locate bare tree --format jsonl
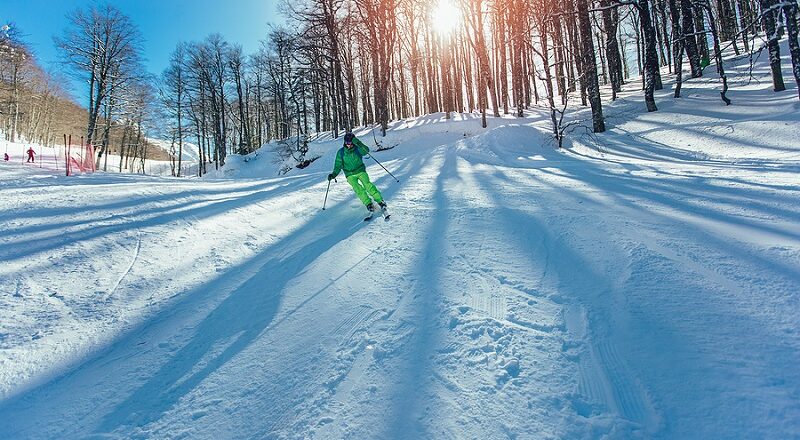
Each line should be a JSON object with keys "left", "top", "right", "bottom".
{"left": 462, "top": 0, "right": 501, "bottom": 128}
{"left": 353, "top": 0, "right": 399, "bottom": 135}
{"left": 55, "top": 3, "right": 143, "bottom": 153}
{"left": 229, "top": 44, "right": 252, "bottom": 153}
{"left": 601, "top": 0, "right": 625, "bottom": 99}
{"left": 162, "top": 43, "right": 188, "bottom": 176}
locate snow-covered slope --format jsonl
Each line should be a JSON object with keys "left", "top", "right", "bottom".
{"left": 147, "top": 137, "right": 202, "bottom": 163}
{"left": 0, "top": 45, "right": 799, "bottom": 439}
{"left": 1, "top": 138, "right": 199, "bottom": 177}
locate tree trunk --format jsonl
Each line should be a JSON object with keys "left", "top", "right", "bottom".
{"left": 703, "top": 2, "right": 732, "bottom": 104}
{"left": 118, "top": 125, "right": 129, "bottom": 172}
{"left": 577, "top": 0, "right": 606, "bottom": 132}
{"left": 682, "top": 0, "right": 703, "bottom": 77}
{"left": 668, "top": 0, "right": 684, "bottom": 74}
{"left": 11, "top": 63, "right": 19, "bottom": 143}
{"left": 736, "top": 0, "right": 751, "bottom": 52}
{"left": 653, "top": 0, "right": 669, "bottom": 67}
{"left": 602, "top": 0, "right": 625, "bottom": 98}
{"left": 496, "top": 7, "right": 510, "bottom": 114}
{"left": 234, "top": 66, "right": 249, "bottom": 154}
{"left": 760, "top": 0, "right": 786, "bottom": 91}
{"left": 674, "top": 45, "right": 686, "bottom": 97}
{"left": 539, "top": 29, "right": 560, "bottom": 144}
{"left": 784, "top": 0, "right": 800, "bottom": 99}
{"left": 640, "top": 0, "right": 660, "bottom": 111}
{"left": 553, "top": 17, "right": 567, "bottom": 104}
{"left": 658, "top": 0, "right": 673, "bottom": 70}
{"left": 568, "top": 12, "right": 587, "bottom": 105}
{"left": 620, "top": 25, "right": 631, "bottom": 78}
{"left": 694, "top": 8, "right": 710, "bottom": 62}
{"left": 177, "top": 91, "right": 183, "bottom": 177}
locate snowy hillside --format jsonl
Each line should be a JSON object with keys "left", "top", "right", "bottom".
{"left": 1, "top": 48, "right": 799, "bottom": 439}
{"left": 147, "top": 137, "right": 202, "bottom": 163}
{"left": 1, "top": 138, "right": 198, "bottom": 177}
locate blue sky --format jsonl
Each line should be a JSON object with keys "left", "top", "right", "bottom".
{"left": 3, "top": 0, "right": 281, "bottom": 100}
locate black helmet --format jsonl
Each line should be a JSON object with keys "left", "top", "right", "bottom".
{"left": 344, "top": 133, "right": 355, "bottom": 143}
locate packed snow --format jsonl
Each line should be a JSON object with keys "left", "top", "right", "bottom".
{"left": 1, "top": 45, "right": 799, "bottom": 439}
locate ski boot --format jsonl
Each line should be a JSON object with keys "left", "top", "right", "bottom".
{"left": 378, "top": 201, "right": 390, "bottom": 220}
{"left": 364, "top": 203, "right": 376, "bottom": 221}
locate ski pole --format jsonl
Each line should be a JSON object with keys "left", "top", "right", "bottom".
{"left": 322, "top": 178, "right": 332, "bottom": 210}
{"left": 368, "top": 155, "right": 399, "bottom": 183}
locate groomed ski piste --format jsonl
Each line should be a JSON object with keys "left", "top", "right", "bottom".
{"left": 1, "top": 44, "right": 799, "bottom": 440}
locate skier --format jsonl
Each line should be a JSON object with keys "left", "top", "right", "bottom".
{"left": 3, "top": 153, "right": 8, "bottom": 161}
{"left": 327, "top": 132, "right": 388, "bottom": 219}
{"left": 26, "top": 147, "right": 35, "bottom": 163}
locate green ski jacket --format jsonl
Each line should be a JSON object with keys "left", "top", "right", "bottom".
{"left": 331, "top": 137, "right": 370, "bottom": 178}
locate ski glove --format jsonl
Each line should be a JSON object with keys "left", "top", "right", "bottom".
{"left": 327, "top": 173, "right": 336, "bottom": 181}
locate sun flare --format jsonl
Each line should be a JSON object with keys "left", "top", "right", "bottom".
{"left": 431, "top": 0, "right": 462, "bottom": 36}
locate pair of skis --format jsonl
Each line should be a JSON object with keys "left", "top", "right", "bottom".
{"left": 364, "top": 207, "right": 390, "bottom": 222}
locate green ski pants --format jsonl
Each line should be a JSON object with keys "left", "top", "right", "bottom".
{"left": 346, "top": 171, "right": 384, "bottom": 206}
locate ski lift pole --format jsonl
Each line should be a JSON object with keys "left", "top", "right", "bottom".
{"left": 367, "top": 154, "right": 399, "bottom": 183}
{"left": 322, "top": 178, "right": 332, "bottom": 210}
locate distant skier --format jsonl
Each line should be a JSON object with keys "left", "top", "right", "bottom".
{"left": 26, "top": 147, "right": 35, "bottom": 163}
{"left": 327, "top": 132, "right": 388, "bottom": 218}
{"left": 3, "top": 153, "right": 8, "bottom": 161}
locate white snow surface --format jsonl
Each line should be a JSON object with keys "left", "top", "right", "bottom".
{"left": 1, "top": 48, "right": 799, "bottom": 439}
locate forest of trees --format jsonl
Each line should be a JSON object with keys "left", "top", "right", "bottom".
{"left": 0, "top": 25, "right": 87, "bottom": 149}
{"left": 1, "top": 18, "right": 166, "bottom": 174}
{"left": 3, "top": 0, "right": 800, "bottom": 175}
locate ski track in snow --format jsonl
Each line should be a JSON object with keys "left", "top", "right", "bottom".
{"left": 1, "top": 45, "right": 800, "bottom": 439}
{"left": 104, "top": 227, "right": 142, "bottom": 302}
